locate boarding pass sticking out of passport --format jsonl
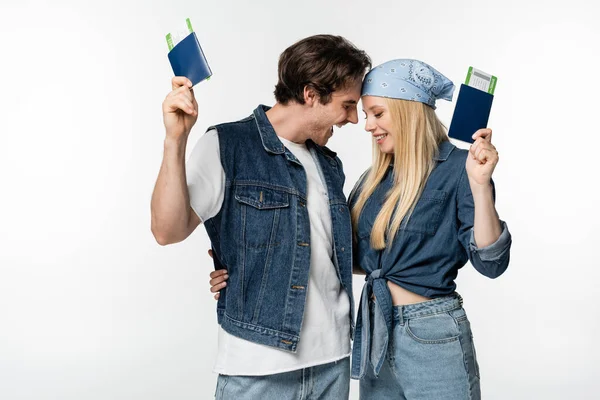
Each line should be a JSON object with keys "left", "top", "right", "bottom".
{"left": 465, "top": 67, "right": 497, "bottom": 95}
{"left": 447, "top": 66, "right": 497, "bottom": 143}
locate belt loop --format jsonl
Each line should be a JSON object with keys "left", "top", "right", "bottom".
{"left": 398, "top": 305, "right": 404, "bottom": 326}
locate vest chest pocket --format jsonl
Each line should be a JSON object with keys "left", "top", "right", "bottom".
{"left": 235, "top": 185, "right": 290, "bottom": 248}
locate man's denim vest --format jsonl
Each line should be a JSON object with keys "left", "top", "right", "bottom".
{"left": 203, "top": 105, "right": 354, "bottom": 353}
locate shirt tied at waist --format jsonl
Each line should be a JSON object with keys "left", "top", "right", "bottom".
{"left": 351, "top": 268, "right": 394, "bottom": 379}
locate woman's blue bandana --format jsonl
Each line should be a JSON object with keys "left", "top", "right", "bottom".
{"left": 362, "top": 59, "right": 455, "bottom": 109}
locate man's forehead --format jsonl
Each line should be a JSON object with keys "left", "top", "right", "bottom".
{"left": 332, "top": 79, "right": 362, "bottom": 98}
{"left": 333, "top": 88, "right": 361, "bottom": 103}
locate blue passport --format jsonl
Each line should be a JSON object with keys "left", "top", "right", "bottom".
{"left": 168, "top": 32, "right": 212, "bottom": 86}
{"left": 448, "top": 84, "right": 494, "bottom": 143}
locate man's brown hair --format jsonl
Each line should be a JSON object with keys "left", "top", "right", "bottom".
{"left": 274, "top": 35, "right": 371, "bottom": 105}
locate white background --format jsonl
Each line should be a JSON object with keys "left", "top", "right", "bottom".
{"left": 1, "top": 0, "right": 598, "bottom": 399}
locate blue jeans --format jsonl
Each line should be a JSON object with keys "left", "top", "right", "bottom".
{"left": 215, "top": 357, "right": 350, "bottom": 400}
{"left": 359, "top": 295, "right": 480, "bottom": 400}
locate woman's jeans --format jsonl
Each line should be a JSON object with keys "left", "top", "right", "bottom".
{"left": 360, "top": 294, "right": 481, "bottom": 400}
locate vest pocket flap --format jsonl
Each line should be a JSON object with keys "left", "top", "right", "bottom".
{"left": 235, "top": 185, "right": 289, "bottom": 209}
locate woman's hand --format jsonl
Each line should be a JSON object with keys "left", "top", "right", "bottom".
{"left": 466, "top": 128, "right": 499, "bottom": 188}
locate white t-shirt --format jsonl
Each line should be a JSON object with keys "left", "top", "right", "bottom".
{"left": 186, "top": 129, "right": 351, "bottom": 376}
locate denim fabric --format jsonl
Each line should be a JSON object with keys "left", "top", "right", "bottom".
{"left": 203, "top": 105, "right": 354, "bottom": 353}
{"left": 215, "top": 357, "right": 350, "bottom": 400}
{"left": 350, "top": 140, "right": 511, "bottom": 378}
{"left": 359, "top": 295, "right": 480, "bottom": 400}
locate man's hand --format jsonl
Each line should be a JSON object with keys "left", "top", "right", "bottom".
{"left": 208, "top": 249, "right": 228, "bottom": 300}
{"left": 162, "top": 77, "right": 198, "bottom": 140}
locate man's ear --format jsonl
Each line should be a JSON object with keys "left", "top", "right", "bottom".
{"left": 303, "top": 85, "right": 319, "bottom": 106}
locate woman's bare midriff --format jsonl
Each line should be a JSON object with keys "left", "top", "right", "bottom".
{"left": 387, "top": 280, "right": 431, "bottom": 305}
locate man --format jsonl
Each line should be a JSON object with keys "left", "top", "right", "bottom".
{"left": 151, "top": 34, "right": 371, "bottom": 399}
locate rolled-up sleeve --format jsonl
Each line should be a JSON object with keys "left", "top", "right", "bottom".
{"left": 469, "top": 221, "right": 511, "bottom": 262}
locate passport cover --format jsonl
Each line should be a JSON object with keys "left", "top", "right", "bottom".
{"left": 448, "top": 84, "right": 494, "bottom": 143}
{"left": 168, "top": 32, "right": 212, "bottom": 86}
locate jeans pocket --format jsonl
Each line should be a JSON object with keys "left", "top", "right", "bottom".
{"left": 454, "top": 312, "right": 481, "bottom": 380}
{"left": 215, "top": 375, "right": 229, "bottom": 399}
{"left": 470, "top": 333, "right": 481, "bottom": 379}
{"left": 405, "top": 312, "right": 460, "bottom": 344}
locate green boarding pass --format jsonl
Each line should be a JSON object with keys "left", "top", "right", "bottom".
{"left": 166, "top": 18, "right": 195, "bottom": 51}
{"left": 166, "top": 33, "right": 175, "bottom": 51}
{"left": 465, "top": 66, "right": 497, "bottom": 95}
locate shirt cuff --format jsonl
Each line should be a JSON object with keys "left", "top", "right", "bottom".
{"left": 469, "top": 221, "right": 511, "bottom": 262}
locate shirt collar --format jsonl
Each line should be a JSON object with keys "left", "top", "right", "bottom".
{"left": 434, "top": 140, "right": 455, "bottom": 161}
{"left": 253, "top": 104, "right": 337, "bottom": 158}
{"left": 253, "top": 105, "right": 285, "bottom": 154}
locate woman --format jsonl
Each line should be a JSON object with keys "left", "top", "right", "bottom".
{"left": 349, "top": 59, "right": 511, "bottom": 399}
{"left": 209, "top": 59, "right": 512, "bottom": 399}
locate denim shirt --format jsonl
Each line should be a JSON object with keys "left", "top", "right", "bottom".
{"left": 349, "top": 140, "right": 512, "bottom": 379}
{"left": 203, "top": 105, "right": 354, "bottom": 353}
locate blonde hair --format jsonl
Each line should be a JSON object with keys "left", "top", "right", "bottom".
{"left": 351, "top": 99, "right": 448, "bottom": 250}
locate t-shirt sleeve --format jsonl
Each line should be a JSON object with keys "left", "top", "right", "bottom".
{"left": 185, "top": 129, "right": 225, "bottom": 222}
